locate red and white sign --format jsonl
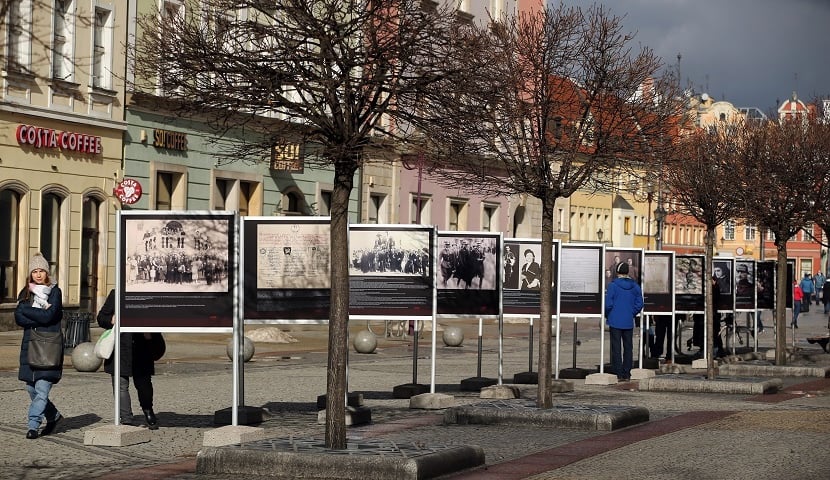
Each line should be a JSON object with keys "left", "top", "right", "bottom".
{"left": 114, "top": 179, "right": 143, "bottom": 205}
{"left": 16, "top": 124, "right": 102, "bottom": 154}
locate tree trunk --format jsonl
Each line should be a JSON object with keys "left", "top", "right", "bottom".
{"left": 536, "top": 195, "right": 555, "bottom": 408}
{"left": 705, "top": 229, "right": 715, "bottom": 380}
{"left": 325, "top": 161, "right": 356, "bottom": 449}
{"left": 775, "top": 241, "right": 789, "bottom": 366}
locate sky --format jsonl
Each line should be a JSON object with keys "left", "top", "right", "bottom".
{"left": 557, "top": 0, "right": 830, "bottom": 114}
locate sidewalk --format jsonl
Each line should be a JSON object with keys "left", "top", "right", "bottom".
{"left": 0, "top": 311, "right": 828, "bottom": 480}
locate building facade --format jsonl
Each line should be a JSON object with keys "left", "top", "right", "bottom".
{"left": 1, "top": 0, "right": 127, "bottom": 326}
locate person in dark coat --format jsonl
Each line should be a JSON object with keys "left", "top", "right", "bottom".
{"left": 97, "top": 289, "right": 163, "bottom": 429}
{"left": 15, "top": 253, "right": 64, "bottom": 439}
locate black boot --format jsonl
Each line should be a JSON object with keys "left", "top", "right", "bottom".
{"left": 143, "top": 409, "right": 158, "bottom": 430}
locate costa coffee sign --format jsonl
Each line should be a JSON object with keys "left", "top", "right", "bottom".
{"left": 16, "top": 124, "right": 102, "bottom": 154}
{"left": 113, "top": 179, "right": 143, "bottom": 205}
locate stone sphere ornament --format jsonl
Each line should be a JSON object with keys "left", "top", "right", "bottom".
{"left": 226, "top": 336, "right": 255, "bottom": 362}
{"left": 71, "top": 342, "right": 102, "bottom": 372}
{"left": 353, "top": 330, "right": 377, "bottom": 354}
{"left": 442, "top": 326, "right": 464, "bottom": 347}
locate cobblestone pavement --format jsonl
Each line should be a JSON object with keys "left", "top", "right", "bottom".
{"left": 0, "top": 312, "right": 828, "bottom": 480}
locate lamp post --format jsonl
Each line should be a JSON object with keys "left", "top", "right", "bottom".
{"left": 654, "top": 205, "right": 667, "bottom": 250}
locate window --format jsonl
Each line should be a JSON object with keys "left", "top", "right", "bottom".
{"left": 410, "top": 194, "right": 430, "bottom": 224}
{"left": 80, "top": 196, "right": 101, "bottom": 311}
{"left": 744, "top": 223, "right": 756, "bottom": 241}
{"left": 318, "top": 190, "right": 332, "bottom": 216}
{"left": 0, "top": 189, "right": 21, "bottom": 303}
{"left": 482, "top": 204, "right": 498, "bottom": 232}
{"left": 724, "top": 220, "right": 735, "bottom": 240}
{"left": 159, "top": 1, "right": 184, "bottom": 94}
{"left": 449, "top": 200, "right": 467, "bottom": 231}
{"left": 624, "top": 216, "right": 631, "bottom": 235}
{"left": 7, "top": 0, "right": 32, "bottom": 71}
{"left": 155, "top": 170, "right": 185, "bottom": 210}
{"left": 40, "top": 193, "right": 64, "bottom": 274}
{"left": 368, "top": 194, "right": 385, "bottom": 224}
{"left": 92, "top": 6, "right": 112, "bottom": 89}
{"left": 213, "top": 177, "right": 261, "bottom": 215}
{"left": 52, "top": 0, "right": 73, "bottom": 80}
{"left": 282, "top": 190, "right": 304, "bottom": 215}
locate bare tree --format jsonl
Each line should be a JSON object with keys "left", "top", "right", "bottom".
{"left": 735, "top": 116, "right": 830, "bottom": 364}
{"left": 662, "top": 125, "right": 742, "bottom": 379}
{"left": 130, "top": 0, "right": 472, "bottom": 449}
{"left": 413, "top": 4, "right": 679, "bottom": 406}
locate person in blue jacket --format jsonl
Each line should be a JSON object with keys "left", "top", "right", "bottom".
{"left": 605, "top": 261, "right": 643, "bottom": 381}
{"left": 15, "top": 253, "right": 64, "bottom": 439}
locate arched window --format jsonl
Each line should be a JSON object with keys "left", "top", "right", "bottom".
{"left": 81, "top": 196, "right": 102, "bottom": 311}
{"left": 0, "top": 189, "right": 21, "bottom": 302}
{"left": 40, "top": 192, "right": 64, "bottom": 274}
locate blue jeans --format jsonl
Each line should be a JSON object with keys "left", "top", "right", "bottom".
{"left": 609, "top": 327, "right": 633, "bottom": 380}
{"left": 793, "top": 301, "right": 801, "bottom": 325}
{"left": 25, "top": 379, "right": 60, "bottom": 431}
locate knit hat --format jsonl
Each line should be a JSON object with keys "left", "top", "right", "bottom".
{"left": 29, "top": 253, "right": 50, "bottom": 274}
{"left": 616, "top": 262, "right": 629, "bottom": 275}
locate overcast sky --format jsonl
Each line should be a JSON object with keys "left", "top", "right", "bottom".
{"left": 558, "top": 0, "right": 830, "bottom": 114}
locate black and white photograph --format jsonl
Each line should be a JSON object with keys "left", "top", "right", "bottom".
{"left": 349, "top": 229, "right": 430, "bottom": 277}
{"left": 604, "top": 249, "right": 642, "bottom": 287}
{"left": 503, "top": 242, "right": 520, "bottom": 289}
{"left": 713, "top": 259, "right": 733, "bottom": 295}
{"left": 436, "top": 235, "right": 498, "bottom": 290}
{"left": 675, "top": 256, "right": 704, "bottom": 295}
{"left": 124, "top": 217, "right": 230, "bottom": 293}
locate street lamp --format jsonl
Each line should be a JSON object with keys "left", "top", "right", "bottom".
{"left": 597, "top": 228, "right": 604, "bottom": 243}
{"left": 632, "top": 180, "right": 657, "bottom": 249}
{"left": 654, "top": 205, "right": 667, "bottom": 250}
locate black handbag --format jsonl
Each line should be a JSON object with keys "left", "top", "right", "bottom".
{"left": 27, "top": 329, "right": 64, "bottom": 369}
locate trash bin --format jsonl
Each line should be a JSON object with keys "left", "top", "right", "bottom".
{"left": 63, "top": 312, "right": 92, "bottom": 349}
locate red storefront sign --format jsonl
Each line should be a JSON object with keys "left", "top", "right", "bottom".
{"left": 113, "top": 179, "right": 143, "bottom": 205}
{"left": 16, "top": 124, "right": 102, "bottom": 154}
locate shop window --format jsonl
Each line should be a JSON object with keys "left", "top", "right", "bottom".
{"left": 80, "top": 196, "right": 101, "bottom": 311}
{"left": 318, "top": 190, "right": 332, "bottom": 216}
{"left": 40, "top": 192, "right": 64, "bottom": 274}
{"left": 281, "top": 190, "right": 305, "bottom": 216}
{"left": 155, "top": 170, "right": 185, "bottom": 210}
{"left": 0, "top": 189, "right": 21, "bottom": 303}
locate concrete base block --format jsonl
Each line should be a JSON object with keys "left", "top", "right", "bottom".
{"left": 196, "top": 440, "right": 485, "bottom": 480}
{"left": 317, "top": 406, "right": 371, "bottom": 426}
{"left": 584, "top": 372, "right": 618, "bottom": 385}
{"left": 445, "top": 399, "right": 649, "bottom": 431}
{"left": 459, "top": 376, "right": 498, "bottom": 392}
{"left": 719, "top": 364, "right": 830, "bottom": 378}
{"left": 479, "top": 385, "right": 520, "bottom": 399}
{"left": 631, "top": 368, "right": 656, "bottom": 380}
{"left": 213, "top": 405, "right": 265, "bottom": 426}
{"left": 639, "top": 375, "right": 782, "bottom": 394}
{"left": 203, "top": 425, "right": 267, "bottom": 447}
{"left": 84, "top": 424, "right": 151, "bottom": 446}
{"left": 409, "top": 392, "right": 455, "bottom": 409}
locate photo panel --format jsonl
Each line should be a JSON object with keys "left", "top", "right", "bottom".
{"left": 734, "top": 259, "right": 757, "bottom": 311}
{"left": 436, "top": 231, "right": 501, "bottom": 317}
{"left": 674, "top": 255, "right": 705, "bottom": 313}
{"left": 560, "top": 244, "right": 603, "bottom": 316}
{"left": 643, "top": 251, "right": 674, "bottom": 314}
{"left": 119, "top": 211, "right": 236, "bottom": 330}
{"left": 242, "top": 217, "right": 330, "bottom": 321}
{"left": 503, "top": 238, "right": 559, "bottom": 316}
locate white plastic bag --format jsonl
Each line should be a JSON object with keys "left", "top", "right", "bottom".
{"left": 94, "top": 328, "right": 115, "bottom": 359}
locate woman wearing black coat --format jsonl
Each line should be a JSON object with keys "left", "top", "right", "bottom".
{"left": 97, "top": 289, "right": 162, "bottom": 429}
{"left": 15, "top": 253, "right": 64, "bottom": 439}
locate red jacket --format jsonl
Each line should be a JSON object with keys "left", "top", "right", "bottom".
{"left": 794, "top": 285, "right": 804, "bottom": 302}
